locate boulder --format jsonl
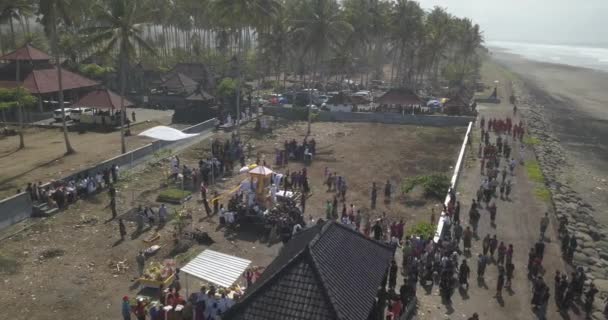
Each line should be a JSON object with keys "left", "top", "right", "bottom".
{"left": 593, "top": 279, "right": 608, "bottom": 293}
{"left": 576, "top": 231, "right": 594, "bottom": 243}
{"left": 573, "top": 252, "right": 591, "bottom": 265}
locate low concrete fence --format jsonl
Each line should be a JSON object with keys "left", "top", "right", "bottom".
{"left": 0, "top": 118, "right": 218, "bottom": 232}
{"left": 433, "top": 121, "right": 473, "bottom": 243}
{"left": 0, "top": 193, "right": 32, "bottom": 230}
{"left": 263, "top": 106, "right": 473, "bottom": 127}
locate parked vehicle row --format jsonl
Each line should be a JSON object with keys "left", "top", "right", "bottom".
{"left": 53, "top": 107, "right": 94, "bottom": 122}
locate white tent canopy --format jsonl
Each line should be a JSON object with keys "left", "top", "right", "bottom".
{"left": 248, "top": 166, "right": 273, "bottom": 175}
{"left": 138, "top": 125, "right": 199, "bottom": 141}
{"left": 181, "top": 249, "right": 251, "bottom": 288}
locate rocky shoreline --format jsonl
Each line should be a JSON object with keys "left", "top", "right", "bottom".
{"left": 512, "top": 79, "right": 608, "bottom": 316}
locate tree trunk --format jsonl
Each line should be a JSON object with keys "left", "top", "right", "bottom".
{"left": 119, "top": 41, "right": 127, "bottom": 154}
{"left": 9, "top": 16, "right": 16, "bottom": 50}
{"left": 16, "top": 60, "right": 25, "bottom": 149}
{"left": 52, "top": 20, "right": 75, "bottom": 155}
{"left": 235, "top": 28, "right": 242, "bottom": 137}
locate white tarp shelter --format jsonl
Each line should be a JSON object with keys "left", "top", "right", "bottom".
{"left": 248, "top": 166, "right": 273, "bottom": 176}
{"left": 181, "top": 249, "right": 251, "bottom": 288}
{"left": 138, "top": 126, "right": 199, "bottom": 141}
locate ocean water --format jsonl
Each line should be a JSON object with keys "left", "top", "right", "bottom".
{"left": 488, "top": 41, "right": 608, "bottom": 72}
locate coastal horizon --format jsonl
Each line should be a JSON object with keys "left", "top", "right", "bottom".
{"left": 487, "top": 40, "right": 608, "bottom": 73}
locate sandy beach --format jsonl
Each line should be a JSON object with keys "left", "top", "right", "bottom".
{"left": 491, "top": 50, "right": 608, "bottom": 224}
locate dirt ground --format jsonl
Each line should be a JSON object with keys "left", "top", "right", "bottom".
{"left": 0, "top": 120, "right": 465, "bottom": 320}
{"left": 0, "top": 110, "right": 172, "bottom": 199}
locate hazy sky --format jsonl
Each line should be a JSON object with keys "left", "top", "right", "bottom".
{"left": 417, "top": 0, "right": 608, "bottom": 46}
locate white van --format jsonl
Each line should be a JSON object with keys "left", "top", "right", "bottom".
{"left": 53, "top": 108, "right": 74, "bottom": 122}
{"left": 69, "top": 108, "right": 94, "bottom": 122}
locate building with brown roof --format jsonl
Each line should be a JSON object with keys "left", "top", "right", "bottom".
{"left": 376, "top": 88, "right": 422, "bottom": 106}
{"left": 0, "top": 45, "right": 99, "bottom": 113}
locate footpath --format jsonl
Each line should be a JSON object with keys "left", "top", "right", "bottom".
{"left": 416, "top": 72, "right": 584, "bottom": 319}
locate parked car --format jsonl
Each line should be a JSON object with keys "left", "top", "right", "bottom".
{"left": 317, "top": 95, "right": 329, "bottom": 105}
{"left": 53, "top": 108, "right": 74, "bottom": 122}
{"left": 69, "top": 108, "right": 94, "bottom": 122}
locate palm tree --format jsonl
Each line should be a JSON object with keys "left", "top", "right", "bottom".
{"left": 84, "top": 0, "right": 156, "bottom": 154}
{"left": 258, "top": 4, "right": 290, "bottom": 84}
{"left": 424, "top": 6, "right": 452, "bottom": 85}
{"left": 1, "top": 0, "right": 34, "bottom": 149}
{"left": 212, "top": 0, "right": 280, "bottom": 135}
{"left": 292, "top": 0, "right": 353, "bottom": 134}
{"left": 0, "top": 0, "right": 33, "bottom": 51}
{"left": 38, "top": 0, "right": 77, "bottom": 155}
{"left": 388, "top": 0, "right": 424, "bottom": 87}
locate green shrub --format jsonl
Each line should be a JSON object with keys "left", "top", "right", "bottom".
{"left": 157, "top": 188, "right": 191, "bottom": 204}
{"left": 402, "top": 174, "right": 450, "bottom": 200}
{"left": 534, "top": 186, "right": 551, "bottom": 202}
{"left": 406, "top": 222, "right": 435, "bottom": 239}
{"left": 525, "top": 160, "right": 544, "bottom": 183}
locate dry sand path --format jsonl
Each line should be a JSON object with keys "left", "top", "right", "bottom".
{"left": 416, "top": 65, "right": 583, "bottom": 320}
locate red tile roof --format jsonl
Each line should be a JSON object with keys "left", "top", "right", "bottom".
{"left": 0, "top": 44, "right": 51, "bottom": 61}
{"left": 22, "top": 67, "right": 98, "bottom": 94}
{"left": 74, "top": 89, "right": 133, "bottom": 109}
{"left": 376, "top": 88, "right": 422, "bottom": 105}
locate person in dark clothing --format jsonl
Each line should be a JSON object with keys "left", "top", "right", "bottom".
{"left": 561, "top": 233, "right": 570, "bottom": 255}
{"left": 567, "top": 237, "right": 577, "bottom": 260}
{"left": 459, "top": 260, "right": 470, "bottom": 290}
{"left": 300, "top": 193, "right": 306, "bottom": 213}
{"left": 477, "top": 254, "right": 488, "bottom": 278}
{"left": 535, "top": 240, "right": 545, "bottom": 260}
{"left": 505, "top": 262, "right": 515, "bottom": 288}
{"left": 463, "top": 226, "right": 473, "bottom": 252}
{"left": 388, "top": 260, "right": 398, "bottom": 290}
{"left": 109, "top": 184, "right": 116, "bottom": 199}
{"left": 111, "top": 165, "right": 118, "bottom": 183}
{"left": 497, "top": 242, "right": 507, "bottom": 265}
{"left": 371, "top": 182, "right": 377, "bottom": 209}
{"left": 482, "top": 234, "right": 491, "bottom": 256}
{"left": 384, "top": 180, "right": 392, "bottom": 203}
{"left": 489, "top": 235, "right": 498, "bottom": 259}
{"left": 496, "top": 265, "right": 505, "bottom": 298}
{"left": 118, "top": 219, "right": 127, "bottom": 240}
{"left": 454, "top": 201, "right": 461, "bottom": 224}
{"left": 109, "top": 197, "right": 117, "bottom": 219}
{"left": 584, "top": 283, "right": 598, "bottom": 315}
{"left": 372, "top": 221, "right": 383, "bottom": 241}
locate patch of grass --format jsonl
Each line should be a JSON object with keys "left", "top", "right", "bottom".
{"left": 174, "top": 248, "right": 199, "bottom": 265}
{"left": 157, "top": 188, "right": 191, "bottom": 204}
{"left": 534, "top": 186, "right": 552, "bottom": 202}
{"left": 523, "top": 136, "right": 541, "bottom": 146}
{"left": 0, "top": 253, "right": 20, "bottom": 275}
{"left": 525, "top": 160, "right": 545, "bottom": 184}
{"left": 406, "top": 222, "right": 436, "bottom": 239}
{"left": 402, "top": 174, "right": 451, "bottom": 200}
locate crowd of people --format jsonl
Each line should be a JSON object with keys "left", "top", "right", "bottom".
{"left": 24, "top": 163, "right": 120, "bottom": 211}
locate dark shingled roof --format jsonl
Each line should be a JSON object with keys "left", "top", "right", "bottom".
{"left": 161, "top": 72, "right": 198, "bottom": 93}
{"left": 223, "top": 221, "right": 394, "bottom": 320}
{"left": 376, "top": 88, "right": 421, "bottom": 105}
{"left": 326, "top": 92, "right": 370, "bottom": 106}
